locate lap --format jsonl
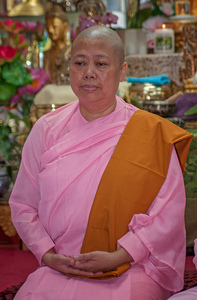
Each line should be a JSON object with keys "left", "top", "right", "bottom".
{"left": 167, "top": 286, "right": 197, "bottom": 300}
{"left": 14, "top": 265, "right": 173, "bottom": 300}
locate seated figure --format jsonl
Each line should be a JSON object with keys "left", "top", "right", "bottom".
{"left": 9, "top": 25, "right": 193, "bottom": 300}
{"left": 44, "top": 4, "right": 71, "bottom": 85}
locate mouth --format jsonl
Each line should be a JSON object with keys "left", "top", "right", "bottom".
{"left": 82, "top": 85, "right": 98, "bottom": 92}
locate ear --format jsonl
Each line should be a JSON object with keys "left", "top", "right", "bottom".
{"left": 63, "top": 21, "right": 69, "bottom": 34}
{"left": 119, "top": 62, "right": 127, "bottom": 82}
{"left": 63, "top": 22, "right": 69, "bottom": 42}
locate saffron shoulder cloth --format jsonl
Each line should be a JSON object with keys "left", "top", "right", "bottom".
{"left": 64, "top": 109, "right": 193, "bottom": 280}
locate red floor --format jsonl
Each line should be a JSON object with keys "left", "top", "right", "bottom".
{"left": 0, "top": 248, "right": 39, "bottom": 292}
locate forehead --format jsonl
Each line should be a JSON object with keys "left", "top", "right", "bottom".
{"left": 46, "top": 17, "right": 63, "bottom": 27}
{"left": 72, "top": 37, "right": 116, "bottom": 58}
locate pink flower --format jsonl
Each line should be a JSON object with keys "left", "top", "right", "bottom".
{"left": 70, "top": 26, "right": 76, "bottom": 42}
{"left": 0, "top": 46, "right": 18, "bottom": 65}
{"left": 160, "top": 2, "right": 174, "bottom": 16}
{"left": 21, "top": 21, "right": 45, "bottom": 41}
{"left": 101, "top": 12, "right": 118, "bottom": 25}
{"left": 142, "top": 15, "right": 168, "bottom": 32}
{"left": 140, "top": 2, "right": 154, "bottom": 10}
{"left": 26, "top": 68, "right": 49, "bottom": 94}
{"left": 36, "top": 21, "right": 44, "bottom": 36}
{"left": 21, "top": 21, "right": 37, "bottom": 32}
{"left": 17, "top": 34, "right": 29, "bottom": 49}
{"left": 80, "top": 17, "right": 96, "bottom": 31}
{"left": 0, "top": 19, "right": 23, "bottom": 33}
{"left": 9, "top": 93, "right": 21, "bottom": 105}
{"left": 93, "top": 15, "right": 100, "bottom": 23}
{"left": 9, "top": 69, "right": 49, "bottom": 104}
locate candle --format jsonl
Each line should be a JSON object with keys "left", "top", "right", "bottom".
{"left": 154, "top": 24, "right": 174, "bottom": 54}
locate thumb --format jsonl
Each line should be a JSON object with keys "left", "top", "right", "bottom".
{"left": 58, "top": 254, "right": 75, "bottom": 266}
{"left": 74, "top": 253, "right": 92, "bottom": 262}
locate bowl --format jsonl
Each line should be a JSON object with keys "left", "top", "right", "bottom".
{"left": 129, "top": 83, "right": 171, "bottom": 103}
{"left": 141, "top": 101, "right": 176, "bottom": 117}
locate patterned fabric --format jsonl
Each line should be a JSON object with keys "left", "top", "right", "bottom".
{"left": 184, "top": 129, "right": 197, "bottom": 198}
{"left": 183, "top": 270, "right": 197, "bottom": 291}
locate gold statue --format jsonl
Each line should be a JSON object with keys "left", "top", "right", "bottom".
{"left": 44, "top": 4, "right": 71, "bottom": 85}
{"left": 8, "top": 0, "right": 46, "bottom": 16}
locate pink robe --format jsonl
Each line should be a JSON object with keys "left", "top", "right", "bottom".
{"left": 167, "top": 239, "right": 197, "bottom": 300}
{"left": 9, "top": 97, "right": 186, "bottom": 299}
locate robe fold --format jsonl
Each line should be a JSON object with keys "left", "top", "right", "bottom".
{"left": 9, "top": 97, "right": 190, "bottom": 299}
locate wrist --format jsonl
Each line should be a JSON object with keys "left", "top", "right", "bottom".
{"left": 42, "top": 247, "right": 56, "bottom": 265}
{"left": 112, "top": 247, "right": 133, "bottom": 268}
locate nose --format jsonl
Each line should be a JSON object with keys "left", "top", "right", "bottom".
{"left": 48, "top": 25, "right": 54, "bottom": 34}
{"left": 84, "top": 63, "right": 96, "bottom": 79}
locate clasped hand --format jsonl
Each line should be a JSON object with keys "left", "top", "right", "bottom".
{"left": 42, "top": 247, "right": 132, "bottom": 276}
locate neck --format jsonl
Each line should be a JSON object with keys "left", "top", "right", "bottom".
{"left": 79, "top": 99, "right": 117, "bottom": 122}
{"left": 53, "top": 39, "right": 66, "bottom": 50}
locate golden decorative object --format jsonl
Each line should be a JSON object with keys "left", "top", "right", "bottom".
{"left": 129, "top": 83, "right": 171, "bottom": 107}
{"left": 184, "top": 77, "right": 197, "bottom": 93}
{"left": 127, "top": 0, "right": 138, "bottom": 20}
{"left": 8, "top": 0, "right": 46, "bottom": 16}
{"left": 182, "top": 21, "right": 197, "bottom": 81}
{"left": 6, "top": 0, "right": 15, "bottom": 12}
{"left": 0, "top": 205, "right": 17, "bottom": 237}
{"left": 77, "top": 0, "right": 106, "bottom": 15}
{"left": 172, "top": 19, "right": 197, "bottom": 53}
{"left": 44, "top": 4, "right": 71, "bottom": 84}
{"left": 35, "top": 104, "right": 63, "bottom": 118}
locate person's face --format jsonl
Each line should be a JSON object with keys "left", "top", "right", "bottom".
{"left": 46, "top": 17, "right": 68, "bottom": 42}
{"left": 69, "top": 38, "right": 127, "bottom": 115}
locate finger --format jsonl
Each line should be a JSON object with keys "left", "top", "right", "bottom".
{"left": 74, "top": 253, "right": 94, "bottom": 262}
{"left": 61, "top": 265, "right": 94, "bottom": 276}
{"left": 56, "top": 254, "right": 75, "bottom": 266}
{"left": 73, "top": 261, "right": 91, "bottom": 268}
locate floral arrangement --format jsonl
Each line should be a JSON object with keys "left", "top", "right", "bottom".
{"left": 79, "top": 11, "right": 118, "bottom": 31}
{"left": 0, "top": 19, "right": 48, "bottom": 106}
{"left": 0, "top": 19, "right": 49, "bottom": 180}
{"left": 127, "top": 0, "right": 174, "bottom": 31}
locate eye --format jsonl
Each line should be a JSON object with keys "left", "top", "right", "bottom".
{"left": 75, "top": 61, "right": 84, "bottom": 66}
{"left": 97, "top": 62, "right": 106, "bottom": 66}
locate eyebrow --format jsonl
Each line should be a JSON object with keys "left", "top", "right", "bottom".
{"left": 72, "top": 54, "right": 110, "bottom": 59}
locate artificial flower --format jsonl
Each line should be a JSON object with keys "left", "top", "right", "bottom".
{"left": 23, "top": 68, "right": 49, "bottom": 94}
{"left": 160, "top": 2, "right": 174, "bottom": 16}
{"left": 79, "top": 16, "right": 96, "bottom": 31}
{"left": 79, "top": 11, "right": 118, "bottom": 31}
{"left": 101, "top": 12, "right": 118, "bottom": 25}
{"left": 0, "top": 19, "right": 47, "bottom": 179}
{"left": 140, "top": 2, "right": 154, "bottom": 10}
{"left": 127, "top": 0, "right": 174, "bottom": 29}
{"left": 21, "top": 20, "right": 45, "bottom": 41}
{"left": 0, "top": 46, "right": 18, "bottom": 65}
{"left": 0, "top": 19, "right": 47, "bottom": 105}
{"left": 0, "top": 18, "right": 23, "bottom": 33}
{"left": 142, "top": 15, "right": 169, "bottom": 32}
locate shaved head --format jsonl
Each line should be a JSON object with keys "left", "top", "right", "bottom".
{"left": 72, "top": 25, "right": 125, "bottom": 66}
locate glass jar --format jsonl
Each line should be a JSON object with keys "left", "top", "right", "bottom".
{"left": 0, "top": 168, "right": 11, "bottom": 198}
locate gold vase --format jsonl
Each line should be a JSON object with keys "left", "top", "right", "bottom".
{"left": 25, "top": 35, "right": 40, "bottom": 68}
{"left": 8, "top": 0, "right": 46, "bottom": 16}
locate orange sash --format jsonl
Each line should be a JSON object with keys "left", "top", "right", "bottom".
{"left": 64, "top": 110, "right": 193, "bottom": 280}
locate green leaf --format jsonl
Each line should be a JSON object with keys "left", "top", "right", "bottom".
{"left": 8, "top": 110, "right": 31, "bottom": 128}
{"left": 22, "top": 115, "right": 31, "bottom": 128}
{"left": 184, "top": 104, "right": 197, "bottom": 116}
{"left": 1, "top": 58, "right": 32, "bottom": 87}
{"left": 0, "top": 81, "right": 16, "bottom": 102}
{"left": 23, "top": 69, "right": 33, "bottom": 86}
{"left": 138, "top": 8, "right": 153, "bottom": 27}
{"left": 2, "top": 125, "right": 11, "bottom": 136}
{"left": 8, "top": 111, "right": 21, "bottom": 121}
